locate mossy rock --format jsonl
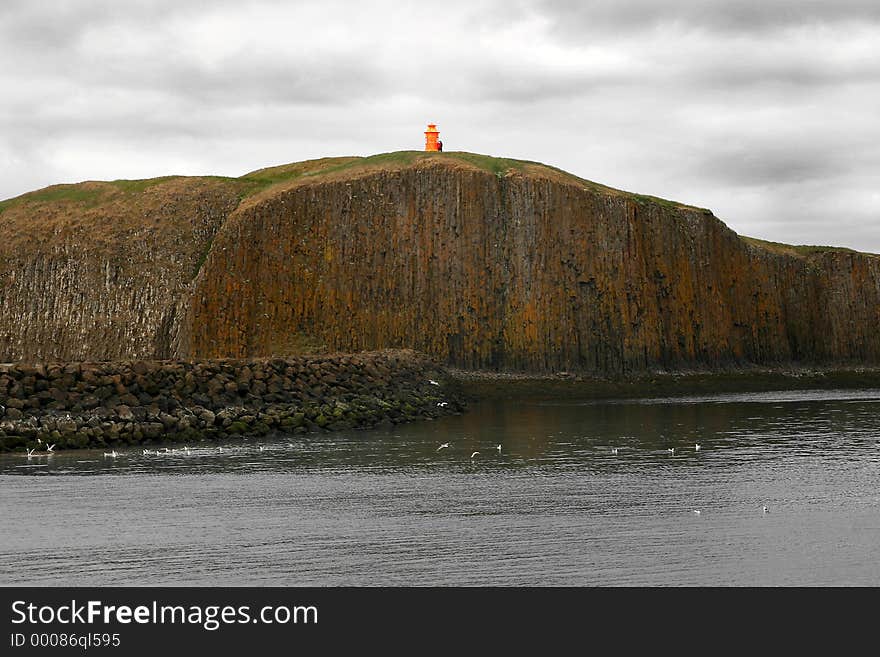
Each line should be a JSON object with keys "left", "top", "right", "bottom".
{"left": 0, "top": 435, "right": 26, "bottom": 450}
{"left": 65, "top": 434, "right": 90, "bottom": 449}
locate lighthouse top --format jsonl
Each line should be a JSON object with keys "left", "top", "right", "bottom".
{"left": 424, "top": 124, "right": 441, "bottom": 151}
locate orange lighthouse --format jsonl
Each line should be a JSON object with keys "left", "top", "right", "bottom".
{"left": 424, "top": 123, "right": 441, "bottom": 151}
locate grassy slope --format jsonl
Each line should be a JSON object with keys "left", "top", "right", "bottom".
{"left": 0, "top": 151, "right": 872, "bottom": 257}
{"left": 0, "top": 175, "right": 239, "bottom": 214}
{"left": 740, "top": 235, "right": 876, "bottom": 258}
{"left": 238, "top": 151, "right": 712, "bottom": 212}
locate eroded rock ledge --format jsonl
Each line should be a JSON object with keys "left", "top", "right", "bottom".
{"left": 0, "top": 349, "right": 464, "bottom": 452}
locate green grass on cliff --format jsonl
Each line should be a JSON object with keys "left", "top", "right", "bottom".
{"left": 0, "top": 151, "right": 709, "bottom": 216}
{"left": 233, "top": 150, "right": 707, "bottom": 216}
{"left": 0, "top": 198, "right": 12, "bottom": 213}
{"left": 741, "top": 236, "right": 871, "bottom": 257}
{"left": 0, "top": 175, "right": 242, "bottom": 215}
{"left": 1, "top": 152, "right": 873, "bottom": 259}
{"left": 0, "top": 153, "right": 534, "bottom": 212}
{"left": 238, "top": 156, "right": 361, "bottom": 191}
{"left": 236, "top": 151, "right": 537, "bottom": 194}
{"left": 1, "top": 184, "right": 107, "bottom": 209}
{"left": 107, "top": 176, "right": 186, "bottom": 193}
{"left": 631, "top": 192, "right": 710, "bottom": 212}
{"left": 252, "top": 151, "right": 709, "bottom": 212}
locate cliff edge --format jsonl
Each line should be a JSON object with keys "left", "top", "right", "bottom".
{"left": 2, "top": 151, "right": 878, "bottom": 374}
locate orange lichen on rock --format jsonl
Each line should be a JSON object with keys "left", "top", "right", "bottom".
{"left": 180, "top": 158, "right": 880, "bottom": 373}
{"left": 2, "top": 152, "right": 880, "bottom": 374}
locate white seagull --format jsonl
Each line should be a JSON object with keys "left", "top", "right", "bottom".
{"left": 695, "top": 443, "right": 701, "bottom": 451}
{"left": 26, "top": 448, "right": 35, "bottom": 457}
{"left": 46, "top": 444, "right": 55, "bottom": 453}
{"left": 437, "top": 401, "right": 448, "bottom": 407}
{"left": 763, "top": 505, "right": 769, "bottom": 514}
{"left": 496, "top": 444, "right": 502, "bottom": 454}
{"left": 667, "top": 448, "right": 675, "bottom": 454}
{"left": 104, "top": 450, "right": 118, "bottom": 458}
{"left": 611, "top": 447, "right": 619, "bottom": 455}
{"left": 693, "top": 510, "right": 701, "bottom": 515}
{"left": 470, "top": 451, "right": 480, "bottom": 459}
{"left": 436, "top": 443, "right": 450, "bottom": 451}
{"left": 428, "top": 379, "right": 440, "bottom": 386}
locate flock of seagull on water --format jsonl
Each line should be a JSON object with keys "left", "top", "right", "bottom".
{"left": 437, "top": 439, "right": 769, "bottom": 516}
{"left": 101, "top": 444, "right": 268, "bottom": 458}
{"left": 24, "top": 432, "right": 772, "bottom": 516}
{"left": 25, "top": 437, "right": 54, "bottom": 458}
{"left": 18, "top": 377, "right": 772, "bottom": 514}
{"left": 435, "top": 442, "right": 503, "bottom": 460}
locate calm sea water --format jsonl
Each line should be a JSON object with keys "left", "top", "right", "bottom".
{"left": 1, "top": 388, "right": 879, "bottom": 586}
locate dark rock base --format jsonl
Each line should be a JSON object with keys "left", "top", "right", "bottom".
{"left": 0, "top": 350, "right": 465, "bottom": 452}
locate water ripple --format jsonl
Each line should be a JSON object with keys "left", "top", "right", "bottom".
{"left": 2, "top": 388, "right": 880, "bottom": 585}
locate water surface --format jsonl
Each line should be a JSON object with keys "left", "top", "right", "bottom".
{"left": 2, "top": 388, "right": 879, "bottom": 586}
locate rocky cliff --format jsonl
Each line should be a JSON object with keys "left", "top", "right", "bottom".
{"left": 2, "top": 151, "right": 879, "bottom": 374}
{"left": 0, "top": 176, "right": 246, "bottom": 361}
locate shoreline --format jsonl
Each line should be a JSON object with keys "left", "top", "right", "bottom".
{"left": 4, "top": 355, "right": 880, "bottom": 453}
{"left": 0, "top": 351, "right": 465, "bottom": 453}
{"left": 449, "top": 365, "right": 880, "bottom": 400}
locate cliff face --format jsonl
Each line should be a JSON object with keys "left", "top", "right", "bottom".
{"left": 0, "top": 177, "right": 245, "bottom": 361}
{"left": 3, "top": 153, "right": 879, "bottom": 373}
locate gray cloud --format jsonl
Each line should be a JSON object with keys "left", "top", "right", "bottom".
{"left": 532, "top": 0, "right": 880, "bottom": 35}
{"left": 698, "top": 147, "right": 841, "bottom": 187}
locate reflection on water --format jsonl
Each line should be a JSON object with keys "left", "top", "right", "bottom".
{"left": 1, "top": 388, "right": 879, "bottom": 586}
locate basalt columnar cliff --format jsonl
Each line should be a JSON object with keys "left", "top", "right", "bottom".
{"left": 2, "top": 151, "right": 879, "bottom": 374}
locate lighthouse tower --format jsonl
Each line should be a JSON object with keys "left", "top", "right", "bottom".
{"left": 424, "top": 123, "right": 441, "bottom": 151}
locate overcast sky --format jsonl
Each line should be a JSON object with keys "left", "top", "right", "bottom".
{"left": 2, "top": 0, "right": 878, "bottom": 251}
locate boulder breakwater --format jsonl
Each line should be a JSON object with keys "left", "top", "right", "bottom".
{"left": 0, "top": 349, "right": 463, "bottom": 452}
